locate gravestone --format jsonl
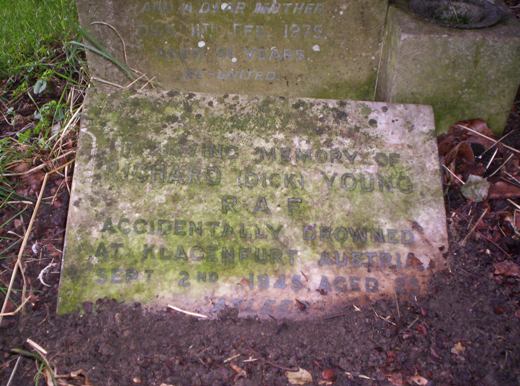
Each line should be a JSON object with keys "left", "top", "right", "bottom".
{"left": 376, "top": 4, "right": 520, "bottom": 134}
{"left": 58, "top": 90, "right": 448, "bottom": 318}
{"left": 76, "top": 0, "right": 388, "bottom": 99}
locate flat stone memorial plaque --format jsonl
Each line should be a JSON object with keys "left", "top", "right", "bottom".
{"left": 59, "top": 90, "right": 448, "bottom": 318}
{"left": 76, "top": 0, "right": 387, "bottom": 99}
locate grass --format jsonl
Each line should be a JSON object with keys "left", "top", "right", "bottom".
{"left": 0, "top": 0, "right": 78, "bottom": 78}
{"left": 0, "top": 0, "right": 84, "bottom": 170}
{"left": 0, "top": 0, "right": 87, "bottom": 330}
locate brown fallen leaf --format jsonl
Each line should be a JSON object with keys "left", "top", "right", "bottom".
{"left": 229, "top": 363, "right": 247, "bottom": 377}
{"left": 13, "top": 218, "right": 23, "bottom": 229}
{"left": 451, "top": 341, "right": 465, "bottom": 355}
{"left": 55, "top": 368, "right": 93, "bottom": 386}
{"left": 10, "top": 161, "right": 31, "bottom": 174}
{"left": 415, "top": 323, "right": 428, "bottom": 336}
{"left": 386, "top": 372, "right": 405, "bottom": 386}
{"left": 494, "top": 261, "right": 520, "bottom": 278}
{"left": 409, "top": 374, "right": 429, "bottom": 385}
{"left": 286, "top": 368, "right": 313, "bottom": 385}
{"left": 321, "top": 368, "right": 336, "bottom": 382}
{"left": 489, "top": 181, "right": 520, "bottom": 199}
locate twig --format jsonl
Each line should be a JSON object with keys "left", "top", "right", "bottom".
{"left": 168, "top": 305, "right": 208, "bottom": 319}
{"left": 507, "top": 199, "right": 520, "bottom": 211}
{"left": 2, "top": 151, "right": 75, "bottom": 177}
{"left": 394, "top": 291, "right": 401, "bottom": 319}
{"left": 264, "top": 360, "right": 299, "bottom": 372}
{"left": 223, "top": 354, "right": 241, "bottom": 363}
{"left": 37, "top": 262, "right": 57, "bottom": 287}
{"left": 461, "top": 207, "right": 489, "bottom": 246}
{"left": 406, "top": 316, "right": 419, "bottom": 330}
{"left": 442, "top": 164, "right": 465, "bottom": 185}
{"left": 484, "top": 148, "right": 498, "bottom": 171}
{"left": 487, "top": 153, "right": 514, "bottom": 178}
{"left": 0, "top": 173, "right": 48, "bottom": 326}
{"left": 91, "top": 76, "right": 125, "bottom": 89}
{"left": 49, "top": 101, "right": 84, "bottom": 152}
{"left": 504, "top": 172, "right": 520, "bottom": 186}
{"left": 372, "top": 308, "right": 397, "bottom": 326}
{"left": 456, "top": 124, "right": 520, "bottom": 155}
{"left": 138, "top": 76, "right": 156, "bottom": 91}
{"left": 124, "top": 73, "right": 147, "bottom": 89}
{"left": 6, "top": 356, "right": 21, "bottom": 386}
{"left": 26, "top": 338, "right": 48, "bottom": 355}
{"left": 478, "top": 129, "right": 517, "bottom": 158}
{"left": 0, "top": 297, "right": 31, "bottom": 317}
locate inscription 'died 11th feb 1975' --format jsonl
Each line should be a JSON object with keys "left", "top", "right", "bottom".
{"left": 76, "top": 0, "right": 388, "bottom": 99}
{"left": 58, "top": 90, "right": 448, "bottom": 318}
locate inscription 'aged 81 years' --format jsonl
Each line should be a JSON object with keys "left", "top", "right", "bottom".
{"left": 76, "top": 0, "right": 388, "bottom": 99}
{"left": 58, "top": 90, "right": 448, "bottom": 318}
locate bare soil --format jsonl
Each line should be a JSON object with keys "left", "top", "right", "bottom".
{"left": 1, "top": 31, "right": 520, "bottom": 386}
{"left": 0, "top": 106, "right": 519, "bottom": 386}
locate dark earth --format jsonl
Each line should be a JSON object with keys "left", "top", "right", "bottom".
{"left": 1, "top": 4, "right": 520, "bottom": 384}
{"left": 1, "top": 101, "right": 519, "bottom": 386}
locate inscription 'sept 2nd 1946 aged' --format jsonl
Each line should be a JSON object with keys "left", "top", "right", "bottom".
{"left": 58, "top": 90, "right": 448, "bottom": 318}
{"left": 76, "top": 0, "right": 387, "bottom": 99}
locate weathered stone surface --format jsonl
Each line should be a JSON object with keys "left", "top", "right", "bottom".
{"left": 58, "top": 90, "right": 447, "bottom": 318}
{"left": 76, "top": 0, "right": 388, "bottom": 99}
{"left": 376, "top": 5, "right": 520, "bottom": 134}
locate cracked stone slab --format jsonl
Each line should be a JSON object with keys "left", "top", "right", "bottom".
{"left": 58, "top": 89, "right": 447, "bottom": 319}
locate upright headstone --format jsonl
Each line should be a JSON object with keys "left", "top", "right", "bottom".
{"left": 76, "top": 0, "right": 388, "bottom": 99}
{"left": 58, "top": 90, "right": 448, "bottom": 318}
{"left": 376, "top": 5, "right": 520, "bottom": 134}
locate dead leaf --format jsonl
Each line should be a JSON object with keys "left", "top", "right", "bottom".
{"left": 286, "top": 368, "right": 313, "bottom": 385}
{"left": 229, "top": 363, "right": 247, "bottom": 380}
{"left": 451, "top": 341, "right": 465, "bottom": 355}
{"left": 494, "top": 261, "right": 520, "bottom": 278}
{"left": 321, "top": 368, "right": 336, "bottom": 382}
{"left": 43, "top": 368, "right": 54, "bottom": 386}
{"left": 408, "top": 375, "right": 429, "bottom": 385}
{"left": 461, "top": 175, "right": 490, "bottom": 202}
{"left": 489, "top": 181, "right": 520, "bottom": 199}
{"left": 55, "top": 368, "right": 94, "bottom": 386}
{"left": 11, "top": 161, "right": 30, "bottom": 174}
{"left": 386, "top": 372, "right": 405, "bottom": 386}
{"left": 460, "top": 119, "right": 493, "bottom": 135}
{"left": 13, "top": 218, "right": 23, "bottom": 229}
{"left": 415, "top": 323, "right": 428, "bottom": 336}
